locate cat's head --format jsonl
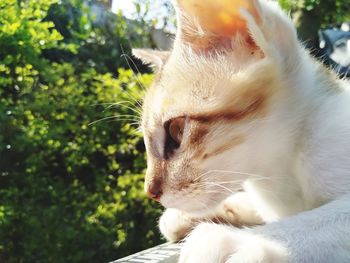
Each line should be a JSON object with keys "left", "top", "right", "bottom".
{"left": 134, "top": 0, "right": 302, "bottom": 216}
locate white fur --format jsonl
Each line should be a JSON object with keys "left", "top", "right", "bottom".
{"left": 136, "top": 0, "right": 350, "bottom": 262}
{"left": 179, "top": 222, "right": 288, "bottom": 263}
{"left": 159, "top": 208, "right": 196, "bottom": 242}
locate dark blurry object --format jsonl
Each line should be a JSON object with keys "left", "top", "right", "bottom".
{"left": 318, "top": 23, "right": 350, "bottom": 78}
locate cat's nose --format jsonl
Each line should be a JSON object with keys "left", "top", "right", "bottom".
{"left": 147, "top": 179, "right": 163, "bottom": 201}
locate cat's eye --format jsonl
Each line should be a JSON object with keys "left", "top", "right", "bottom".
{"left": 169, "top": 117, "right": 185, "bottom": 145}
{"left": 164, "top": 117, "right": 186, "bottom": 158}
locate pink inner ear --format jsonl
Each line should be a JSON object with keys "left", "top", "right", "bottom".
{"left": 178, "top": 0, "right": 260, "bottom": 36}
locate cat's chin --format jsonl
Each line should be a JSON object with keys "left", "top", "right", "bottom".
{"left": 165, "top": 204, "right": 217, "bottom": 218}
{"left": 180, "top": 205, "right": 219, "bottom": 218}
{"left": 160, "top": 195, "right": 226, "bottom": 218}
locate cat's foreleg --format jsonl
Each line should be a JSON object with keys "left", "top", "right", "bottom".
{"left": 179, "top": 193, "right": 350, "bottom": 263}
{"left": 216, "top": 191, "right": 264, "bottom": 226}
{"left": 159, "top": 208, "right": 198, "bottom": 242}
{"left": 159, "top": 192, "right": 263, "bottom": 242}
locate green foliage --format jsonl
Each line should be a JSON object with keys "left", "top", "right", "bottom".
{"left": 0, "top": 0, "right": 163, "bottom": 262}
{"left": 0, "top": 0, "right": 62, "bottom": 91}
{"left": 1, "top": 0, "right": 348, "bottom": 262}
{"left": 46, "top": 0, "right": 153, "bottom": 74}
{"left": 279, "top": 0, "right": 350, "bottom": 25}
{"left": 133, "top": 0, "right": 176, "bottom": 31}
{"left": 278, "top": 0, "right": 349, "bottom": 49}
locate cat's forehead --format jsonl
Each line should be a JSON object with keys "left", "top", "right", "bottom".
{"left": 142, "top": 46, "right": 278, "bottom": 130}
{"left": 143, "top": 74, "right": 214, "bottom": 125}
{"left": 147, "top": 52, "right": 231, "bottom": 109}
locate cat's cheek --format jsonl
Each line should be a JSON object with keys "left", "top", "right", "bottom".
{"left": 179, "top": 223, "right": 288, "bottom": 263}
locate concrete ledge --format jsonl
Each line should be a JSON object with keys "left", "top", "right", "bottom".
{"left": 112, "top": 243, "right": 181, "bottom": 263}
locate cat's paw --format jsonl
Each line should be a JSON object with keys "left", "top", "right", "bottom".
{"left": 216, "top": 192, "right": 264, "bottom": 226}
{"left": 159, "top": 208, "right": 197, "bottom": 242}
{"left": 179, "top": 223, "right": 287, "bottom": 263}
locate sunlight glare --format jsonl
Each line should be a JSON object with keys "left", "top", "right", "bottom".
{"left": 112, "top": 0, "right": 135, "bottom": 18}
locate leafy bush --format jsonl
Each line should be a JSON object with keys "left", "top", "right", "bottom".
{"left": 0, "top": 0, "right": 163, "bottom": 262}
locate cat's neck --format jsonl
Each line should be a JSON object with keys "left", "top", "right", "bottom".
{"left": 244, "top": 50, "right": 347, "bottom": 222}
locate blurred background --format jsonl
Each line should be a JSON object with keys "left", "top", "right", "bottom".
{"left": 0, "top": 0, "right": 349, "bottom": 262}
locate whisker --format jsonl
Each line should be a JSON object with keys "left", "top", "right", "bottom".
{"left": 204, "top": 182, "right": 235, "bottom": 194}
{"left": 120, "top": 45, "right": 147, "bottom": 92}
{"left": 88, "top": 116, "right": 140, "bottom": 126}
{"left": 193, "top": 169, "right": 268, "bottom": 183}
{"left": 206, "top": 169, "right": 267, "bottom": 178}
{"left": 103, "top": 101, "right": 142, "bottom": 115}
{"left": 201, "top": 178, "right": 269, "bottom": 185}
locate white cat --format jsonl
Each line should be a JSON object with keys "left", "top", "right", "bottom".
{"left": 133, "top": 0, "right": 350, "bottom": 262}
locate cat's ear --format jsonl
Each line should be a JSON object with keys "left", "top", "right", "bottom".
{"left": 173, "top": 0, "right": 260, "bottom": 50}
{"left": 173, "top": 0, "right": 298, "bottom": 59}
{"left": 132, "top": 49, "right": 170, "bottom": 70}
{"left": 239, "top": 1, "right": 299, "bottom": 60}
